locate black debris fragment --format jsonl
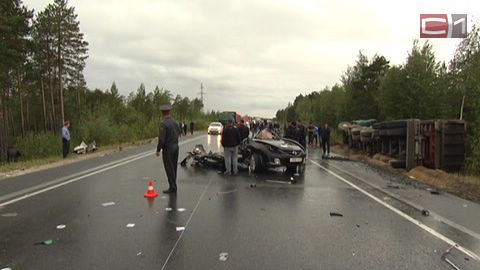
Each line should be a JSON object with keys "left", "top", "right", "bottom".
{"left": 329, "top": 212, "right": 343, "bottom": 217}
{"left": 250, "top": 184, "right": 256, "bottom": 188}
{"left": 430, "top": 190, "right": 440, "bottom": 195}
{"left": 34, "top": 239, "right": 53, "bottom": 246}
{"left": 260, "top": 208, "right": 266, "bottom": 211}
{"left": 356, "top": 224, "right": 360, "bottom": 228}
{"left": 387, "top": 184, "right": 400, "bottom": 189}
{"left": 465, "top": 257, "right": 470, "bottom": 261}
{"left": 421, "top": 209, "right": 430, "bottom": 216}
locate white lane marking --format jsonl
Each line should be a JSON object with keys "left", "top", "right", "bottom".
{"left": 325, "top": 161, "right": 480, "bottom": 242}
{"left": 266, "top": 179, "right": 291, "bottom": 184}
{"left": 0, "top": 135, "right": 206, "bottom": 207}
{"left": 310, "top": 160, "right": 480, "bottom": 261}
{"left": 161, "top": 177, "right": 213, "bottom": 270}
{"left": 0, "top": 150, "right": 151, "bottom": 203}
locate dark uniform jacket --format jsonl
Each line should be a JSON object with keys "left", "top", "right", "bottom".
{"left": 157, "top": 116, "right": 181, "bottom": 152}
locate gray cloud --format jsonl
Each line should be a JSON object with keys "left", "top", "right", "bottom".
{"left": 26, "top": 0, "right": 477, "bottom": 117}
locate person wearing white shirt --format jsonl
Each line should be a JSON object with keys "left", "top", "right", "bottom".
{"left": 62, "top": 121, "right": 71, "bottom": 158}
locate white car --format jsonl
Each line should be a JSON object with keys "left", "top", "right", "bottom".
{"left": 207, "top": 122, "right": 223, "bottom": 135}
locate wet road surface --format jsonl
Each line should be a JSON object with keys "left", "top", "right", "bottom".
{"left": 0, "top": 134, "right": 479, "bottom": 269}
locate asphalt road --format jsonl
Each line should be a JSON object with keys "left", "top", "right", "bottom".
{"left": 0, "top": 134, "right": 479, "bottom": 270}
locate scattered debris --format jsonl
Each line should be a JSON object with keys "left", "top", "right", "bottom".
{"left": 34, "top": 239, "right": 53, "bottom": 246}
{"left": 430, "top": 190, "right": 440, "bottom": 195}
{"left": 462, "top": 204, "right": 468, "bottom": 208}
{"left": 56, "top": 224, "right": 66, "bottom": 230}
{"left": 249, "top": 184, "right": 256, "bottom": 188}
{"left": 329, "top": 212, "right": 343, "bottom": 217}
{"left": 421, "top": 209, "right": 430, "bottom": 216}
{"left": 176, "top": 227, "right": 185, "bottom": 231}
{"left": 386, "top": 184, "right": 400, "bottom": 189}
{"left": 219, "top": 252, "right": 229, "bottom": 261}
{"left": 356, "top": 224, "right": 360, "bottom": 228}
{"left": 464, "top": 257, "right": 470, "bottom": 261}
{"left": 102, "top": 202, "right": 115, "bottom": 207}
{"left": 165, "top": 208, "right": 173, "bottom": 211}
{"left": 352, "top": 252, "right": 356, "bottom": 256}
{"left": 409, "top": 175, "right": 415, "bottom": 179}
{"left": 177, "top": 208, "right": 186, "bottom": 212}
{"left": 126, "top": 223, "right": 135, "bottom": 228}
{"left": 1, "top": 212, "right": 18, "bottom": 217}
{"left": 137, "top": 251, "right": 145, "bottom": 258}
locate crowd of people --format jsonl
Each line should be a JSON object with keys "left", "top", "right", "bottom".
{"left": 284, "top": 121, "right": 331, "bottom": 157}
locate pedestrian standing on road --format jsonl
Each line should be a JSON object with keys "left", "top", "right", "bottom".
{"left": 221, "top": 119, "right": 242, "bottom": 176}
{"left": 297, "top": 120, "right": 307, "bottom": 148}
{"left": 307, "top": 121, "right": 315, "bottom": 146}
{"left": 285, "top": 121, "right": 298, "bottom": 141}
{"left": 321, "top": 123, "right": 331, "bottom": 158}
{"left": 313, "top": 125, "right": 319, "bottom": 147}
{"left": 183, "top": 122, "right": 188, "bottom": 136}
{"left": 62, "top": 120, "right": 71, "bottom": 159}
{"left": 190, "top": 121, "right": 194, "bottom": 135}
{"left": 238, "top": 120, "right": 250, "bottom": 142}
{"left": 156, "top": 104, "right": 181, "bottom": 194}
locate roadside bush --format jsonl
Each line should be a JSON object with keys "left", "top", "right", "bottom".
{"left": 467, "top": 129, "right": 480, "bottom": 174}
{"left": 16, "top": 132, "right": 61, "bottom": 159}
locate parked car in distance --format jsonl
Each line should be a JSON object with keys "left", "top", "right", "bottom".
{"left": 207, "top": 122, "right": 223, "bottom": 135}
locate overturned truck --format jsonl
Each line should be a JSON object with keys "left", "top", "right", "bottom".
{"left": 340, "top": 119, "right": 466, "bottom": 171}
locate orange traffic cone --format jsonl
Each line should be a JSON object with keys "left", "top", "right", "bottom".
{"left": 144, "top": 180, "right": 159, "bottom": 198}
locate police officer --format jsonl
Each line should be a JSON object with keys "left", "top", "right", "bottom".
{"left": 156, "top": 104, "right": 181, "bottom": 194}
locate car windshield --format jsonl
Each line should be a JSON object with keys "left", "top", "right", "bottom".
{"left": 254, "top": 128, "right": 281, "bottom": 140}
{"left": 210, "top": 123, "right": 221, "bottom": 127}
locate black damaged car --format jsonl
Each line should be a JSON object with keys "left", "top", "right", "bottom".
{"left": 242, "top": 129, "right": 306, "bottom": 174}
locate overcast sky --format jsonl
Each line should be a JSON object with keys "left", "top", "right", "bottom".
{"left": 26, "top": 0, "right": 479, "bottom": 117}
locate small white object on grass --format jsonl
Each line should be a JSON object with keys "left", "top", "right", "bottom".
{"left": 56, "top": 224, "right": 66, "bottom": 230}
{"left": 176, "top": 227, "right": 185, "bottom": 231}
{"left": 126, "top": 223, "right": 135, "bottom": 228}
{"left": 102, "top": 202, "right": 115, "bottom": 207}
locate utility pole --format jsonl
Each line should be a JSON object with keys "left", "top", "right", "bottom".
{"left": 198, "top": 83, "right": 206, "bottom": 111}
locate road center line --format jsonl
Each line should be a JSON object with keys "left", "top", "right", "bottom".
{"left": 0, "top": 135, "right": 205, "bottom": 207}
{"left": 310, "top": 160, "right": 480, "bottom": 261}
{"left": 161, "top": 176, "right": 213, "bottom": 270}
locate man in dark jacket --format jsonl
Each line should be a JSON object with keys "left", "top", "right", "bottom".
{"left": 221, "top": 119, "right": 242, "bottom": 175}
{"left": 321, "top": 123, "right": 331, "bottom": 157}
{"left": 156, "top": 104, "right": 181, "bottom": 194}
{"left": 238, "top": 120, "right": 250, "bottom": 142}
{"left": 297, "top": 120, "right": 307, "bottom": 148}
{"left": 189, "top": 121, "right": 194, "bottom": 135}
{"left": 285, "top": 121, "right": 298, "bottom": 141}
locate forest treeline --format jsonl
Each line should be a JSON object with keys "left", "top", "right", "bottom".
{"left": 0, "top": 0, "right": 218, "bottom": 162}
{"left": 276, "top": 25, "right": 480, "bottom": 174}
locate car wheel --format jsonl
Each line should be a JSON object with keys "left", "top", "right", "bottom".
{"left": 249, "top": 152, "right": 263, "bottom": 173}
